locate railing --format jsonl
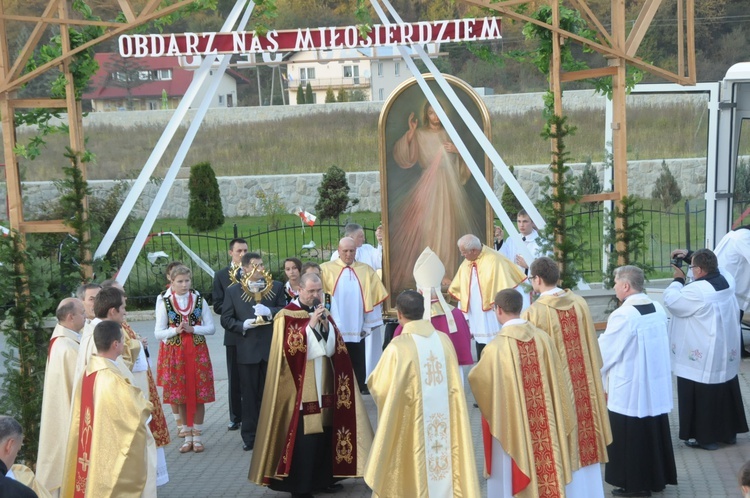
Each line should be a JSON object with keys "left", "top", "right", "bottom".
{"left": 11, "top": 200, "right": 713, "bottom": 311}
{"left": 297, "top": 77, "right": 371, "bottom": 89}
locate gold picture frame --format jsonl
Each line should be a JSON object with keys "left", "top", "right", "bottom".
{"left": 379, "top": 74, "right": 493, "bottom": 313}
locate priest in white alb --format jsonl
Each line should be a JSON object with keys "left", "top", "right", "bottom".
{"left": 321, "top": 237, "right": 388, "bottom": 394}
{"left": 36, "top": 298, "right": 85, "bottom": 497}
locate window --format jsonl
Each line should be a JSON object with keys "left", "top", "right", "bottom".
{"left": 395, "top": 62, "right": 400, "bottom": 77}
{"left": 377, "top": 63, "right": 383, "bottom": 77}
{"left": 378, "top": 88, "right": 384, "bottom": 100}
{"left": 147, "top": 101, "right": 158, "bottom": 110}
{"left": 158, "top": 69, "right": 172, "bottom": 80}
{"left": 218, "top": 95, "right": 224, "bottom": 104}
{"left": 344, "top": 65, "right": 360, "bottom": 84}
{"left": 300, "top": 67, "right": 315, "bottom": 83}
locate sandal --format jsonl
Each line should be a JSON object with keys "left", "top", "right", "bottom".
{"left": 192, "top": 428, "right": 205, "bottom": 453}
{"left": 177, "top": 426, "right": 189, "bottom": 439}
{"left": 179, "top": 435, "right": 193, "bottom": 453}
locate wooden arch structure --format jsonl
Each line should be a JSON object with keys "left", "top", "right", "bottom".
{"left": 0, "top": 0, "right": 696, "bottom": 260}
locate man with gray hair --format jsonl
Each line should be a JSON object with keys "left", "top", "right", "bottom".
{"left": 449, "top": 233, "right": 525, "bottom": 358}
{"left": 0, "top": 416, "right": 38, "bottom": 498}
{"left": 37, "top": 297, "right": 85, "bottom": 497}
{"left": 664, "top": 248, "right": 748, "bottom": 451}
{"left": 599, "top": 266, "right": 677, "bottom": 496}
{"left": 330, "top": 223, "right": 383, "bottom": 270}
{"left": 76, "top": 282, "right": 101, "bottom": 322}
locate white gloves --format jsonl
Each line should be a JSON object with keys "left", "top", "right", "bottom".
{"left": 253, "top": 303, "right": 271, "bottom": 318}
{"left": 243, "top": 318, "right": 256, "bottom": 330}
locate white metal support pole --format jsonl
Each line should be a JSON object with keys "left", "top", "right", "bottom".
{"left": 372, "top": 0, "right": 538, "bottom": 264}
{"left": 94, "top": 0, "right": 251, "bottom": 260}
{"left": 115, "top": 1, "right": 256, "bottom": 284}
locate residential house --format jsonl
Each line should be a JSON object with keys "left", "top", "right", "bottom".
{"left": 84, "top": 53, "right": 245, "bottom": 111}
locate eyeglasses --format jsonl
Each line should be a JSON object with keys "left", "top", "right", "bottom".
{"left": 528, "top": 275, "right": 536, "bottom": 280}
{"left": 687, "top": 265, "right": 696, "bottom": 270}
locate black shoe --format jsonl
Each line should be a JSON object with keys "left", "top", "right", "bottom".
{"left": 320, "top": 483, "right": 343, "bottom": 493}
{"left": 473, "top": 402, "right": 479, "bottom": 408}
{"left": 725, "top": 436, "right": 737, "bottom": 445}
{"left": 360, "top": 387, "right": 370, "bottom": 395}
{"left": 291, "top": 494, "right": 314, "bottom": 498}
{"left": 612, "top": 489, "right": 651, "bottom": 497}
{"left": 684, "top": 439, "right": 719, "bottom": 451}
{"left": 227, "top": 421, "right": 241, "bottom": 431}
{"left": 243, "top": 442, "right": 254, "bottom": 451}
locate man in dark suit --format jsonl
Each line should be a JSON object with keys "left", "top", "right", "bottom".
{"left": 221, "top": 252, "right": 286, "bottom": 451}
{"left": 212, "top": 238, "right": 248, "bottom": 431}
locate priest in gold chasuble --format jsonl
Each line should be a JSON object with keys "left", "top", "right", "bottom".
{"left": 523, "top": 257, "right": 611, "bottom": 497}
{"left": 470, "top": 289, "right": 575, "bottom": 498}
{"left": 365, "top": 291, "right": 479, "bottom": 498}
{"left": 62, "top": 321, "right": 153, "bottom": 498}
{"left": 249, "top": 274, "right": 373, "bottom": 496}
{"left": 37, "top": 298, "right": 84, "bottom": 497}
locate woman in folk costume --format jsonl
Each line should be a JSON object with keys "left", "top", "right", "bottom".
{"left": 283, "top": 257, "right": 302, "bottom": 304}
{"left": 155, "top": 264, "right": 215, "bottom": 453}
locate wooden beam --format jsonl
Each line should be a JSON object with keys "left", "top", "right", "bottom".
{"left": 460, "top": 0, "right": 695, "bottom": 85}
{"left": 686, "top": 0, "right": 696, "bottom": 80}
{"left": 18, "top": 221, "right": 76, "bottom": 234}
{"left": 0, "top": 0, "right": 199, "bottom": 94}
{"left": 567, "top": 0, "right": 613, "bottom": 46}
{"left": 677, "top": 0, "right": 684, "bottom": 78}
{"left": 0, "top": 14, "right": 123, "bottom": 28}
{"left": 625, "top": 0, "right": 663, "bottom": 57}
{"left": 5, "top": 0, "right": 59, "bottom": 84}
{"left": 140, "top": 0, "right": 166, "bottom": 17}
{"left": 560, "top": 66, "right": 618, "bottom": 82}
{"left": 117, "top": 0, "right": 137, "bottom": 24}
{"left": 10, "top": 98, "right": 67, "bottom": 108}
{"left": 581, "top": 192, "right": 620, "bottom": 202}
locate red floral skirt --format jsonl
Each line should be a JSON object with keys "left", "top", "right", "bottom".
{"left": 157, "top": 335, "right": 215, "bottom": 404}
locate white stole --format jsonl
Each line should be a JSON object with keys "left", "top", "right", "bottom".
{"left": 413, "top": 332, "right": 454, "bottom": 497}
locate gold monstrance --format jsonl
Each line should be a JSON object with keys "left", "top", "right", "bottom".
{"left": 239, "top": 264, "right": 276, "bottom": 325}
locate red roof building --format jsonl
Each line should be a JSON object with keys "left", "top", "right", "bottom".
{"left": 84, "top": 53, "right": 246, "bottom": 111}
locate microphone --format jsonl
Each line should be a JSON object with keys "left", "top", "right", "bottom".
{"left": 311, "top": 298, "right": 327, "bottom": 315}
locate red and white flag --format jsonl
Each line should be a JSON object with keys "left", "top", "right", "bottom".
{"left": 297, "top": 209, "right": 317, "bottom": 227}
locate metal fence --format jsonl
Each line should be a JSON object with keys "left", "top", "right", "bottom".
{"left": 107, "top": 222, "right": 380, "bottom": 309}
{"left": 16, "top": 200, "right": 714, "bottom": 310}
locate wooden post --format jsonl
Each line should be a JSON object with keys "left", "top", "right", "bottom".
{"left": 550, "top": 0, "right": 564, "bottom": 267}
{"left": 611, "top": 0, "right": 628, "bottom": 264}
{"left": 59, "top": 0, "right": 93, "bottom": 279}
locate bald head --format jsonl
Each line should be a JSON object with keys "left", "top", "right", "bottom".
{"left": 338, "top": 237, "right": 356, "bottom": 265}
{"left": 56, "top": 297, "right": 86, "bottom": 332}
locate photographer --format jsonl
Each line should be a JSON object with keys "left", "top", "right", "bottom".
{"left": 663, "top": 248, "right": 748, "bottom": 450}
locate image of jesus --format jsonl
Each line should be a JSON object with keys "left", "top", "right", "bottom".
{"left": 388, "top": 100, "right": 485, "bottom": 295}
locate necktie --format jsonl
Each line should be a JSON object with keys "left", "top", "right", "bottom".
{"left": 522, "top": 236, "right": 526, "bottom": 242}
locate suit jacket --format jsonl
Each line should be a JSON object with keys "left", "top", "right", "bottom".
{"left": 213, "top": 265, "right": 241, "bottom": 346}
{"left": 221, "top": 280, "right": 286, "bottom": 364}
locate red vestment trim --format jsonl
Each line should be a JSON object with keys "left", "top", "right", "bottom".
{"left": 276, "top": 308, "right": 359, "bottom": 477}
{"left": 519, "top": 338, "right": 560, "bottom": 498}
{"left": 481, "top": 417, "right": 492, "bottom": 475}
{"left": 74, "top": 370, "right": 98, "bottom": 498}
{"left": 47, "top": 336, "right": 60, "bottom": 362}
{"left": 556, "top": 307, "right": 599, "bottom": 467}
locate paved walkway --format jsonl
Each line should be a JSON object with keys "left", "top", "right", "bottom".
{"left": 125, "top": 317, "right": 750, "bottom": 498}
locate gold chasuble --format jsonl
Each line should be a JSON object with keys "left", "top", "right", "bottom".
{"left": 122, "top": 321, "right": 171, "bottom": 448}
{"left": 365, "top": 320, "right": 479, "bottom": 498}
{"left": 62, "top": 355, "right": 153, "bottom": 498}
{"left": 37, "top": 325, "right": 79, "bottom": 495}
{"left": 449, "top": 245, "right": 525, "bottom": 312}
{"left": 469, "top": 321, "right": 575, "bottom": 498}
{"left": 523, "top": 290, "right": 612, "bottom": 471}
{"left": 319, "top": 259, "right": 388, "bottom": 312}
{"left": 249, "top": 304, "right": 373, "bottom": 485}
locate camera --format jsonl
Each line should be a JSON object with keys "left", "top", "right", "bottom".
{"left": 671, "top": 251, "right": 692, "bottom": 269}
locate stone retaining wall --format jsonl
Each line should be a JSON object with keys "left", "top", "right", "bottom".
{"left": 0, "top": 157, "right": 709, "bottom": 220}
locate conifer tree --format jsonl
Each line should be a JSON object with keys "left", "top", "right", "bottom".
{"left": 651, "top": 160, "right": 682, "bottom": 211}
{"left": 501, "top": 164, "right": 523, "bottom": 220}
{"left": 325, "top": 87, "right": 335, "bottom": 103}
{"left": 315, "top": 165, "right": 359, "bottom": 223}
{"left": 187, "top": 162, "right": 225, "bottom": 232}
{"left": 336, "top": 88, "right": 348, "bottom": 102}
{"left": 296, "top": 83, "right": 305, "bottom": 104}
{"left": 305, "top": 83, "right": 314, "bottom": 104}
